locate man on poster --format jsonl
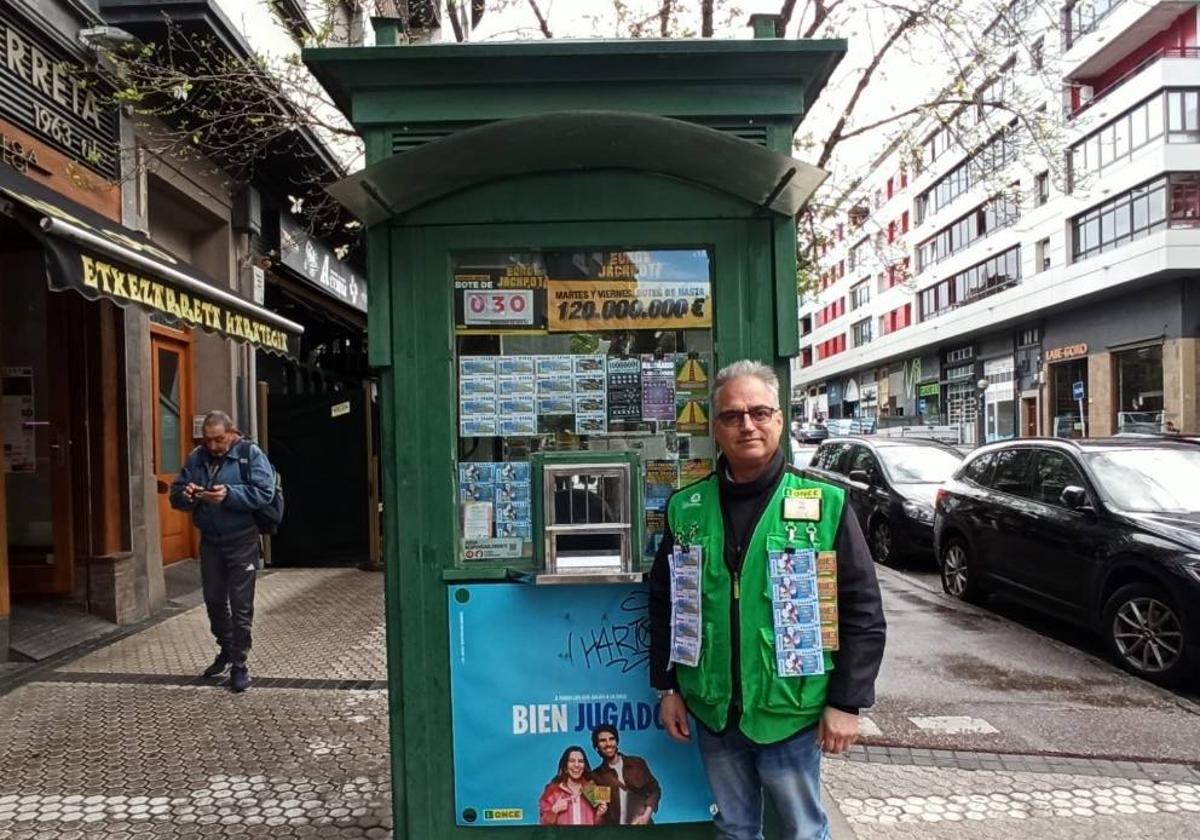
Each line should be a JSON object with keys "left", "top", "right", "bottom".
{"left": 649, "top": 360, "right": 886, "bottom": 840}
{"left": 589, "top": 724, "right": 662, "bottom": 825}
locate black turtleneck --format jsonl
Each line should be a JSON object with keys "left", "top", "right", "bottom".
{"left": 717, "top": 446, "right": 786, "bottom": 579}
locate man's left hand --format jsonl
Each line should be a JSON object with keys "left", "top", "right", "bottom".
{"left": 817, "top": 707, "right": 859, "bottom": 755}
{"left": 631, "top": 809, "right": 652, "bottom": 826}
{"left": 201, "top": 485, "right": 228, "bottom": 504}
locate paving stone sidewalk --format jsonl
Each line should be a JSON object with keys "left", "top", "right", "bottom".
{"left": 823, "top": 754, "right": 1200, "bottom": 839}
{"left": 0, "top": 568, "right": 392, "bottom": 839}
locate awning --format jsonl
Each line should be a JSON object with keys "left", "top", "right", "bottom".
{"left": 328, "top": 111, "right": 828, "bottom": 226}
{"left": 0, "top": 165, "right": 303, "bottom": 358}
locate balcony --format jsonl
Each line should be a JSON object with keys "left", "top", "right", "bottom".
{"left": 1071, "top": 46, "right": 1200, "bottom": 118}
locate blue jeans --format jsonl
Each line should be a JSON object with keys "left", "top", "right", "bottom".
{"left": 697, "top": 724, "right": 829, "bottom": 840}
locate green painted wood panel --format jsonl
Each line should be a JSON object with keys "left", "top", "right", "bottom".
{"left": 380, "top": 211, "right": 797, "bottom": 838}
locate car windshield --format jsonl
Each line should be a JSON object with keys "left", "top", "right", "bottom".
{"left": 876, "top": 446, "right": 963, "bottom": 484}
{"left": 1085, "top": 449, "right": 1200, "bottom": 513}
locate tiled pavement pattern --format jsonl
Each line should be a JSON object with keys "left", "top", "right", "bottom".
{"left": 61, "top": 569, "right": 387, "bottom": 680}
{"left": 0, "top": 569, "right": 392, "bottom": 839}
{"left": 824, "top": 758, "right": 1200, "bottom": 839}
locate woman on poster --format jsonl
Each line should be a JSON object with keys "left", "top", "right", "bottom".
{"left": 538, "top": 746, "right": 609, "bottom": 826}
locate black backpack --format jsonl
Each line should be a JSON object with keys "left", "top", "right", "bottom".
{"left": 237, "top": 440, "right": 285, "bottom": 535}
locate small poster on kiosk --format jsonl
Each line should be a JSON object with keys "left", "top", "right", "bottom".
{"left": 448, "top": 584, "right": 715, "bottom": 827}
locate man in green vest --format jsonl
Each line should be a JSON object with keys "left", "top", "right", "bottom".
{"left": 649, "top": 360, "right": 886, "bottom": 840}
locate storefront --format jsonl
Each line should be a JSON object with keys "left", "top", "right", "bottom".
{"left": 982, "top": 356, "right": 1016, "bottom": 442}
{"left": 942, "top": 344, "right": 979, "bottom": 446}
{"left": 256, "top": 208, "right": 375, "bottom": 567}
{"left": 1047, "top": 343, "right": 1089, "bottom": 438}
{"left": 307, "top": 30, "right": 844, "bottom": 837}
{"left": 0, "top": 155, "right": 300, "bottom": 656}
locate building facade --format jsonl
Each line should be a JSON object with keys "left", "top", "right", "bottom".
{"left": 0, "top": 0, "right": 367, "bottom": 660}
{"left": 795, "top": 0, "right": 1200, "bottom": 445}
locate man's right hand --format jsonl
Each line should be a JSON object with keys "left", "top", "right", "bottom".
{"left": 183, "top": 483, "right": 202, "bottom": 501}
{"left": 659, "top": 693, "right": 690, "bottom": 742}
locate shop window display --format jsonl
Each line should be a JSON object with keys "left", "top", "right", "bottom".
{"left": 452, "top": 249, "right": 716, "bottom": 566}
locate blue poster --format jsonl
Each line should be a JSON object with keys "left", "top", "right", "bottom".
{"left": 448, "top": 583, "right": 714, "bottom": 828}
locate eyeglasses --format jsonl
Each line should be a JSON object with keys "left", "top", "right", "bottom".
{"left": 715, "top": 405, "right": 779, "bottom": 428}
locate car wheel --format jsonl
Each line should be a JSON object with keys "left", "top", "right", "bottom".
{"left": 869, "top": 519, "right": 893, "bottom": 566}
{"left": 940, "top": 538, "right": 985, "bottom": 603}
{"left": 1102, "top": 583, "right": 1190, "bottom": 687}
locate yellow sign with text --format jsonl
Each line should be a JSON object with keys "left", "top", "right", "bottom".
{"left": 546, "top": 279, "right": 710, "bottom": 332}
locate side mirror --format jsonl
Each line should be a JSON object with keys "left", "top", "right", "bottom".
{"left": 1060, "top": 485, "right": 1089, "bottom": 511}
{"left": 848, "top": 469, "right": 871, "bottom": 486}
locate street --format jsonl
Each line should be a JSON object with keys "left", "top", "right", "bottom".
{"left": 823, "top": 564, "right": 1200, "bottom": 839}
{"left": 0, "top": 563, "right": 1196, "bottom": 838}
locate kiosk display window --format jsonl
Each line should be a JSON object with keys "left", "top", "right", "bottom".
{"left": 453, "top": 249, "right": 716, "bottom": 567}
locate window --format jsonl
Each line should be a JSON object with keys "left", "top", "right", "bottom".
{"left": 1115, "top": 344, "right": 1164, "bottom": 433}
{"left": 1036, "top": 237, "right": 1050, "bottom": 271}
{"left": 1170, "top": 174, "right": 1200, "bottom": 225}
{"left": 1035, "top": 172, "right": 1049, "bottom": 206}
{"left": 962, "top": 453, "right": 995, "bottom": 486}
{"left": 848, "top": 446, "right": 882, "bottom": 480}
{"left": 1070, "top": 91, "right": 1200, "bottom": 190}
{"left": 1167, "top": 90, "right": 1200, "bottom": 142}
{"left": 1030, "top": 37, "right": 1044, "bottom": 70}
{"left": 915, "top": 193, "right": 1019, "bottom": 272}
{"left": 851, "top": 317, "right": 873, "bottom": 347}
{"left": 848, "top": 239, "right": 868, "bottom": 272}
{"left": 988, "top": 449, "right": 1034, "bottom": 498}
{"left": 850, "top": 281, "right": 871, "bottom": 310}
{"left": 921, "top": 247, "right": 1021, "bottom": 319}
{"left": 815, "top": 442, "right": 852, "bottom": 473}
{"left": 1072, "top": 176, "right": 1172, "bottom": 260}
{"left": 1033, "top": 451, "right": 1087, "bottom": 507}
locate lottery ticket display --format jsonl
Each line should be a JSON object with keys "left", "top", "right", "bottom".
{"left": 458, "top": 462, "right": 532, "bottom": 541}
{"left": 667, "top": 545, "right": 703, "bottom": 667}
{"left": 459, "top": 355, "right": 609, "bottom": 437}
{"left": 770, "top": 549, "right": 824, "bottom": 677}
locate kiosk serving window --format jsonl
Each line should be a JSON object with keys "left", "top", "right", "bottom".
{"left": 453, "top": 249, "right": 715, "bottom": 568}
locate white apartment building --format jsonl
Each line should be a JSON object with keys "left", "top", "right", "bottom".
{"left": 794, "top": 0, "right": 1200, "bottom": 445}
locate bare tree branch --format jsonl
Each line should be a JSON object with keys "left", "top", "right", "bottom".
{"left": 701, "top": 0, "right": 713, "bottom": 36}
{"left": 660, "top": 0, "right": 675, "bottom": 37}
{"left": 446, "top": 0, "right": 467, "bottom": 41}
{"left": 779, "top": 0, "right": 798, "bottom": 31}
{"left": 527, "top": 0, "right": 554, "bottom": 38}
{"left": 815, "top": 8, "right": 920, "bottom": 169}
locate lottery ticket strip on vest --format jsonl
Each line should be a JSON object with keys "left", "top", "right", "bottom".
{"left": 304, "top": 17, "right": 846, "bottom": 838}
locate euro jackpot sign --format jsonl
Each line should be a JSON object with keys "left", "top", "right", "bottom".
{"left": 546, "top": 279, "right": 710, "bottom": 332}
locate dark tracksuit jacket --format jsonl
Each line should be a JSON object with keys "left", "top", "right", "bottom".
{"left": 648, "top": 446, "right": 887, "bottom": 740}
{"left": 169, "top": 440, "right": 275, "bottom": 660}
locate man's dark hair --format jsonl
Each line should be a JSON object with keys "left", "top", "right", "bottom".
{"left": 591, "top": 724, "right": 619, "bottom": 749}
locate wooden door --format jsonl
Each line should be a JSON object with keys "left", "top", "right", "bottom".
{"left": 151, "top": 328, "right": 196, "bottom": 564}
{"left": 1022, "top": 397, "right": 1038, "bottom": 437}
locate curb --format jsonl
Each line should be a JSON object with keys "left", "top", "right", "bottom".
{"left": 823, "top": 784, "right": 858, "bottom": 840}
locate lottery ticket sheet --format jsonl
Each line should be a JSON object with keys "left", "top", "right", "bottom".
{"left": 668, "top": 545, "right": 703, "bottom": 667}
{"left": 769, "top": 548, "right": 825, "bottom": 677}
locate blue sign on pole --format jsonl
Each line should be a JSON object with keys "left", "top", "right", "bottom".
{"left": 1073, "top": 381, "right": 1085, "bottom": 401}
{"left": 448, "top": 583, "right": 715, "bottom": 827}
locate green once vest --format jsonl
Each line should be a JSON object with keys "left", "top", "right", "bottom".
{"left": 667, "top": 468, "right": 845, "bottom": 744}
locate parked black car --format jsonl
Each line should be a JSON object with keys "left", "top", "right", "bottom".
{"left": 934, "top": 438, "right": 1200, "bottom": 687}
{"left": 807, "top": 437, "right": 964, "bottom": 565}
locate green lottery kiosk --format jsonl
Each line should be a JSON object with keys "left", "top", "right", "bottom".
{"left": 305, "top": 18, "right": 844, "bottom": 838}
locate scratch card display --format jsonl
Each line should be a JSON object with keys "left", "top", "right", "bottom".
{"left": 769, "top": 548, "right": 825, "bottom": 677}
{"left": 668, "top": 545, "right": 703, "bottom": 667}
{"left": 641, "top": 355, "right": 676, "bottom": 421}
{"left": 607, "top": 356, "right": 642, "bottom": 422}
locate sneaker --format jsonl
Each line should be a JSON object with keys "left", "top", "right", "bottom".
{"left": 202, "top": 652, "right": 231, "bottom": 679}
{"left": 230, "top": 664, "right": 250, "bottom": 693}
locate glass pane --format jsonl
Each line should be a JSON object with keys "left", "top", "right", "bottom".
{"left": 1187, "top": 92, "right": 1199, "bottom": 131}
{"left": 157, "top": 348, "right": 182, "bottom": 474}
{"left": 1169, "top": 92, "right": 1183, "bottom": 131}
{"left": 1148, "top": 95, "right": 1164, "bottom": 138}
{"left": 1131, "top": 103, "right": 1148, "bottom": 148}
{"left": 1034, "top": 452, "right": 1084, "bottom": 506}
{"left": 1149, "top": 183, "right": 1167, "bottom": 224}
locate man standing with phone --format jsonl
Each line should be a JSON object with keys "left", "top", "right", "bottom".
{"left": 170, "top": 409, "right": 276, "bottom": 692}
